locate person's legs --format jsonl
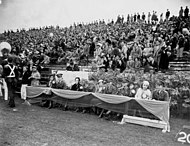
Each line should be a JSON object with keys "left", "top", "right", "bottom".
{"left": 21, "top": 84, "right": 31, "bottom": 105}
{"left": 177, "top": 48, "right": 180, "bottom": 58}
{"left": 8, "top": 85, "right": 15, "bottom": 108}
{"left": 179, "top": 47, "right": 184, "bottom": 58}
{"left": 21, "top": 84, "right": 27, "bottom": 100}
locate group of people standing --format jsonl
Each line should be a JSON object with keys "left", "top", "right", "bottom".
{"left": 0, "top": 42, "right": 43, "bottom": 109}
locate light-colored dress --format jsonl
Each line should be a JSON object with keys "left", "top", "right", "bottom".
{"left": 31, "top": 71, "right": 41, "bottom": 86}
{"left": 135, "top": 88, "right": 152, "bottom": 100}
{"left": 0, "top": 78, "right": 8, "bottom": 100}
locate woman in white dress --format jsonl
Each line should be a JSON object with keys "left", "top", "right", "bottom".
{"left": 135, "top": 81, "right": 152, "bottom": 100}
{"left": 132, "top": 81, "right": 152, "bottom": 117}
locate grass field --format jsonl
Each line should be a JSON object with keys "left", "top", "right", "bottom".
{"left": 0, "top": 97, "right": 189, "bottom": 146}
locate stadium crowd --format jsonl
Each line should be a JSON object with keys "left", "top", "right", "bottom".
{"left": 0, "top": 6, "right": 189, "bottom": 74}
{"left": 0, "top": 7, "right": 190, "bottom": 117}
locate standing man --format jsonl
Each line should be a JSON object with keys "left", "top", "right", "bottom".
{"left": 179, "top": 7, "right": 183, "bottom": 18}
{"left": 165, "top": 9, "right": 170, "bottom": 21}
{"left": 148, "top": 12, "right": 151, "bottom": 24}
{"left": 184, "top": 6, "right": 189, "bottom": 19}
{"left": 3, "top": 56, "right": 18, "bottom": 108}
{"left": 142, "top": 12, "right": 146, "bottom": 22}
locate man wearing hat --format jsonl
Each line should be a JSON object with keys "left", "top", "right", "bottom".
{"left": 0, "top": 42, "right": 11, "bottom": 66}
{"left": 55, "top": 73, "right": 66, "bottom": 89}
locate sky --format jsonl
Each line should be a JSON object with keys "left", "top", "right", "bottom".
{"left": 0, "top": 0, "right": 189, "bottom": 33}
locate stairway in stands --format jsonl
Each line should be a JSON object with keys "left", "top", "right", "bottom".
{"left": 169, "top": 57, "right": 190, "bottom": 71}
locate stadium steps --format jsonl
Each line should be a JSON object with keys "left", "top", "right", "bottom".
{"left": 169, "top": 60, "right": 190, "bottom": 71}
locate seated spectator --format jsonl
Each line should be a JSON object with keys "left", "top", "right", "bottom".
{"left": 95, "top": 79, "right": 106, "bottom": 93}
{"left": 126, "top": 56, "right": 135, "bottom": 69}
{"left": 152, "top": 81, "right": 169, "bottom": 101}
{"left": 130, "top": 42, "right": 142, "bottom": 60}
{"left": 134, "top": 57, "right": 141, "bottom": 69}
{"left": 102, "top": 55, "right": 109, "bottom": 71}
{"left": 116, "top": 57, "right": 126, "bottom": 73}
{"left": 47, "top": 74, "right": 56, "bottom": 88}
{"left": 71, "top": 77, "right": 83, "bottom": 91}
{"left": 94, "top": 43, "right": 103, "bottom": 60}
{"left": 147, "top": 55, "right": 158, "bottom": 71}
{"left": 96, "top": 56, "right": 105, "bottom": 70}
{"left": 55, "top": 73, "right": 67, "bottom": 89}
{"left": 71, "top": 77, "right": 85, "bottom": 112}
{"left": 135, "top": 81, "right": 152, "bottom": 100}
{"left": 73, "top": 61, "right": 80, "bottom": 71}
{"left": 66, "top": 62, "right": 73, "bottom": 71}
{"left": 108, "top": 58, "right": 117, "bottom": 71}
{"left": 128, "top": 82, "right": 136, "bottom": 97}
{"left": 29, "top": 65, "right": 41, "bottom": 86}
{"left": 41, "top": 74, "right": 57, "bottom": 108}
{"left": 40, "top": 52, "right": 50, "bottom": 65}
{"left": 132, "top": 81, "right": 152, "bottom": 117}
{"left": 120, "top": 53, "right": 127, "bottom": 65}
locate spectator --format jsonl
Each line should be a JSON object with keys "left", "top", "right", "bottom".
{"left": 66, "top": 62, "right": 73, "bottom": 71}
{"left": 55, "top": 73, "right": 67, "bottom": 89}
{"left": 95, "top": 79, "right": 105, "bottom": 93}
{"left": 116, "top": 57, "right": 126, "bottom": 73}
{"left": 135, "top": 81, "right": 152, "bottom": 100}
{"left": 73, "top": 61, "right": 80, "bottom": 71}
{"left": 160, "top": 13, "right": 164, "bottom": 24}
{"left": 120, "top": 41, "right": 128, "bottom": 58}
{"left": 71, "top": 77, "right": 85, "bottom": 112}
{"left": 47, "top": 74, "right": 56, "bottom": 88}
{"left": 134, "top": 57, "right": 141, "bottom": 69}
{"left": 152, "top": 81, "right": 170, "bottom": 101}
{"left": 159, "top": 46, "right": 170, "bottom": 72}
{"left": 126, "top": 56, "right": 135, "bottom": 69}
{"left": 147, "top": 55, "right": 158, "bottom": 71}
{"left": 176, "top": 33, "right": 185, "bottom": 59}
{"left": 29, "top": 65, "right": 41, "bottom": 86}
{"left": 20, "top": 65, "right": 31, "bottom": 102}
{"left": 179, "top": 7, "right": 184, "bottom": 18}
{"left": 148, "top": 12, "right": 151, "bottom": 24}
{"left": 71, "top": 77, "right": 83, "bottom": 91}
{"left": 130, "top": 42, "right": 142, "bottom": 60}
{"left": 41, "top": 74, "right": 57, "bottom": 108}
{"left": 142, "top": 12, "right": 146, "bottom": 21}
{"left": 165, "top": 9, "right": 170, "bottom": 20}
{"left": 184, "top": 6, "right": 189, "bottom": 19}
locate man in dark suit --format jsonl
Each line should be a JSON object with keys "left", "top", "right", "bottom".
{"left": 3, "top": 56, "right": 19, "bottom": 108}
{"left": 71, "top": 77, "right": 83, "bottom": 91}
{"left": 152, "top": 81, "right": 169, "bottom": 101}
{"left": 71, "top": 77, "right": 84, "bottom": 112}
